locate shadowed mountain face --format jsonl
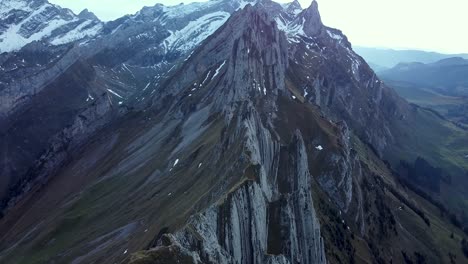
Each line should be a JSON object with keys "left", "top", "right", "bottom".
{"left": 0, "top": 1, "right": 467, "bottom": 264}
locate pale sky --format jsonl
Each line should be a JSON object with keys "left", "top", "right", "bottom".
{"left": 49, "top": 0, "right": 468, "bottom": 54}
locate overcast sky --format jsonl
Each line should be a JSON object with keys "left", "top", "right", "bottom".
{"left": 49, "top": 0, "right": 468, "bottom": 54}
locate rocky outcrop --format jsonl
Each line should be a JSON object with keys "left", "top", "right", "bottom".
{"left": 145, "top": 125, "right": 326, "bottom": 264}
{"left": 153, "top": 2, "right": 290, "bottom": 117}
{"left": 78, "top": 9, "right": 99, "bottom": 21}
{"left": 285, "top": 0, "right": 302, "bottom": 16}
{"left": 300, "top": 0, "right": 323, "bottom": 36}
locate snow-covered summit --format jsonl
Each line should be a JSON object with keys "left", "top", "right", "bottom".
{"left": 0, "top": 0, "right": 102, "bottom": 53}
{"left": 0, "top": 0, "right": 305, "bottom": 54}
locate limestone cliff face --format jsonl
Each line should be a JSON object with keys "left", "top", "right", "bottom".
{"left": 169, "top": 133, "right": 326, "bottom": 264}
{"left": 153, "top": 3, "right": 289, "bottom": 115}
{"left": 127, "top": 5, "right": 331, "bottom": 263}
{"left": 298, "top": 0, "right": 322, "bottom": 36}
{"left": 139, "top": 97, "right": 331, "bottom": 264}
{"left": 116, "top": 2, "right": 392, "bottom": 263}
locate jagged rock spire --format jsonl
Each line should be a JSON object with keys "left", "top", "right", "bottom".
{"left": 302, "top": 0, "right": 323, "bottom": 35}
{"left": 78, "top": 8, "right": 99, "bottom": 21}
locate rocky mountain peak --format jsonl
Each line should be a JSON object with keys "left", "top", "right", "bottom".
{"left": 286, "top": 0, "right": 302, "bottom": 14}
{"left": 241, "top": 2, "right": 274, "bottom": 23}
{"left": 157, "top": 1, "right": 289, "bottom": 111}
{"left": 78, "top": 8, "right": 99, "bottom": 21}
{"left": 301, "top": 0, "right": 323, "bottom": 35}
{"left": 30, "top": 0, "right": 47, "bottom": 5}
{"left": 241, "top": 2, "right": 290, "bottom": 90}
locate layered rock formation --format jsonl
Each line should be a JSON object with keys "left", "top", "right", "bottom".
{"left": 0, "top": 1, "right": 467, "bottom": 264}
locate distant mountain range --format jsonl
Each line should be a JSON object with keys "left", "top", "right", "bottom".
{"left": 355, "top": 46, "right": 468, "bottom": 70}
{"left": 379, "top": 57, "right": 468, "bottom": 97}
{"left": 378, "top": 57, "right": 468, "bottom": 127}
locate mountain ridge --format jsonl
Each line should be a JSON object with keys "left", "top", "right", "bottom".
{"left": 355, "top": 46, "right": 468, "bottom": 69}
{"left": 380, "top": 56, "right": 468, "bottom": 97}
{"left": 0, "top": 0, "right": 103, "bottom": 53}
{"left": 378, "top": 57, "right": 468, "bottom": 127}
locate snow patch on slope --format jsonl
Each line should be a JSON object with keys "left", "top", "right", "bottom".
{"left": 211, "top": 60, "right": 227, "bottom": 80}
{"left": 163, "top": 11, "right": 229, "bottom": 53}
{"left": 282, "top": 17, "right": 306, "bottom": 43}
{"left": 327, "top": 30, "right": 342, "bottom": 41}
{"left": 159, "top": 0, "right": 222, "bottom": 25}
{"left": 275, "top": 15, "right": 289, "bottom": 32}
{"left": 51, "top": 21, "right": 102, "bottom": 45}
{"left": 0, "top": 0, "right": 31, "bottom": 17}
{"left": 107, "top": 89, "right": 124, "bottom": 99}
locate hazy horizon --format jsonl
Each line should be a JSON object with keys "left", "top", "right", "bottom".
{"left": 49, "top": 0, "right": 468, "bottom": 54}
